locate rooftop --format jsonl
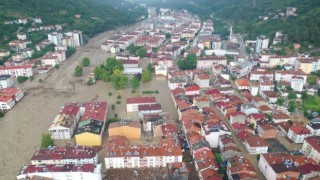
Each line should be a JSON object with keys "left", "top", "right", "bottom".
{"left": 18, "top": 164, "right": 96, "bottom": 175}
{"left": 245, "top": 135, "right": 268, "bottom": 147}
{"left": 126, "top": 97, "right": 156, "bottom": 105}
{"left": 304, "top": 136, "right": 320, "bottom": 152}
{"left": 138, "top": 104, "right": 162, "bottom": 112}
{"left": 31, "top": 146, "right": 97, "bottom": 161}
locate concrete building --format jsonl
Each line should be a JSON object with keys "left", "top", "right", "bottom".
{"left": 0, "top": 75, "right": 13, "bottom": 89}
{"left": 48, "top": 104, "right": 81, "bottom": 139}
{"left": 201, "top": 123, "right": 231, "bottom": 148}
{"left": 244, "top": 135, "right": 268, "bottom": 154}
{"left": 48, "top": 32, "right": 63, "bottom": 46}
{"left": 126, "top": 97, "right": 157, "bottom": 112}
{"left": 302, "top": 136, "right": 320, "bottom": 163}
{"left": 17, "top": 164, "right": 102, "bottom": 180}
{"left": 108, "top": 121, "right": 141, "bottom": 139}
{"left": 73, "top": 101, "right": 108, "bottom": 146}
{"left": 104, "top": 136, "right": 182, "bottom": 169}
{"left": 255, "top": 35, "right": 269, "bottom": 53}
{"left": 0, "top": 65, "right": 33, "bottom": 77}
{"left": 31, "top": 146, "right": 98, "bottom": 165}
{"left": 259, "top": 153, "right": 316, "bottom": 180}
{"left": 287, "top": 126, "right": 312, "bottom": 143}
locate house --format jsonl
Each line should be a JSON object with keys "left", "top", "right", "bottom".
{"left": 271, "top": 112, "right": 290, "bottom": 123}
{"left": 229, "top": 112, "right": 247, "bottom": 124}
{"left": 259, "top": 76, "right": 275, "bottom": 95}
{"left": 197, "top": 56, "right": 227, "bottom": 69}
{"left": 155, "top": 65, "right": 168, "bottom": 77}
{"left": 275, "top": 69, "right": 307, "bottom": 84}
{"left": 110, "top": 45, "right": 120, "bottom": 54}
{"left": 31, "top": 146, "right": 98, "bottom": 165}
{"left": 306, "top": 121, "right": 320, "bottom": 136}
{"left": 16, "top": 164, "right": 102, "bottom": 180}
{"left": 291, "top": 76, "right": 304, "bottom": 92}
{"left": 0, "top": 65, "right": 33, "bottom": 77}
{"left": 258, "top": 105, "right": 272, "bottom": 114}
{"left": 201, "top": 122, "right": 231, "bottom": 148}
{"left": 240, "top": 103, "right": 259, "bottom": 116}
{"left": 261, "top": 91, "right": 278, "bottom": 103}
{"left": 287, "top": 126, "right": 312, "bottom": 143}
{"left": 218, "top": 135, "right": 236, "bottom": 152}
{"left": 122, "top": 60, "right": 139, "bottom": 68}
{"left": 185, "top": 85, "right": 200, "bottom": 96}
{"left": 249, "top": 114, "right": 267, "bottom": 128}
{"left": 193, "top": 96, "right": 210, "bottom": 109}
{"left": 0, "top": 75, "right": 13, "bottom": 89}
{"left": 244, "top": 135, "right": 268, "bottom": 154}
{"left": 168, "top": 77, "right": 188, "bottom": 90}
{"left": 104, "top": 136, "right": 182, "bottom": 169}
{"left": 277, "top": 120, "right": 303, "bottom": 135}
{"left": 194, "top": 74, "right": 210, "bottom": 89}
{"left": 250, "top": 70, "right": 274, "bottom": 81}
{"left": 226, "top": 156, "right": 257, "bottom": 180}
{"left": 259, "top": 153, "right": 316, "bottom": 180}
{"left": 221, "top": 145, "right": 242, "bottom": 161}
{"left": 48, "top": 104, "right": 81, "bottom": 139}
{"left": 302, "top": 136, "right": 320, "bottom": 163}
{"left": 108, "top": 121, "right": 141, "bottom": 139}
{"left": 0, "top": 87, "right": 24, "bottom": 104}
{"left": 298, "top": 163, "right": 320, "bottom": 180}
{"left": 235, "top": 79, "right": 249, "bottom": 90}
{"left": 167, "top": 162, "right": 190, "bottom": 180}
{"left": 138, "top": 104, "right": 162, "bottom": 118}
{"left": 41, "top": 53, "right": 59, "bottom": 66}
{"left": 74, "top": 102, "right": 108, "bottom": 146}
{"left": 126, "top": 97, "right": 156, "bottom": 112}
{"left": 256, "top": 119, "right": 277, "bottom": 139}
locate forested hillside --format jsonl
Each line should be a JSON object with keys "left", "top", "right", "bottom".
{"left": 0, "top": 0, "right": 147, "bottom": 46}
{"left": 133, "top": 0, "right": 320, "bottom": 46}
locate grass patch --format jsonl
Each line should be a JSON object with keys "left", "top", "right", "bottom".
{"left": 303, "top": 95, "right": 320, "bottom": 111}
{"left": 142, "top": 90, "right": 159, "bottom": 94}
{"left": 307, "top": 75, "right": 318, "bottom": 85}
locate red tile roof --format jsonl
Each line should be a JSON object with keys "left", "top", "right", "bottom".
{"left": 304, "top": 136, "right": 320, "bottom": 152}
{"left": 289, "top": 126, "right": 311, "bottom": 135}
{"left": 126, "top": 97, "right": 156, "bottom": 104}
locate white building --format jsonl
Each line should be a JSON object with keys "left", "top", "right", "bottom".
{"left": 306, "top": 121, "right": 320, "bottom": 136}
{"left": 31, "top": 146, "right": 98, "bottom": 165}
{"left": 0, "top": 96, "right": 15, "bottom": 110}
{"left": 105, "top": 146, "right": 182, "bottom": 169}
{"left": 194, "top": 74, "right": 210, "bottom": 89}
{"left": 291, "top": 76, "right": 304, "bottom": 92}
{"left": 256, "top": 35, "right": 269, "bottom": 53}
{"left": 244, "top": 135, "right": 268, "bottom": 154}
{"left": 200, "top": 123, "right": 231, "bottom": 148}
{"left": 65, "top": 30, "right": 83, "bottom": 47}
{"left": 0, "top": 65, "right": 33, "bottom": 77}
{"left": 48, "top": 32, "right": 63, "bottom": 46}
{"left": 168, "top": 77, "right": 188, "bottom": 90}
{"left": 17, "top": 33, "right": 27, "bottom": 40}
{"left": 287, "top": 126, "right": 312, "bottom": 143}
{"left": 138, "top": 104, "right": 162, "bottom": 118}
{"left": 41, "top": 53, "right": 59, "bottom": 66}
{"left": 126, "top": 97, "right": 157, "bottom": 112}
{"left": 0, "top": 75, "right": 13, "bottom": 89}
{"left": 302, "top": 136, "right": 320, "bottom": 163}
{"left": 48, "top": 104, "right": 81, "bottom": 139}
{"left": 274, "top": 69, "right": 307, "bottom": 84}
{"left": 17, "top": 164, "right": 102, "bottom": 180}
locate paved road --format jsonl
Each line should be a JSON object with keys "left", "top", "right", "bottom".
{"left": 210, "top": 105, "right": 266, "bottom": 180}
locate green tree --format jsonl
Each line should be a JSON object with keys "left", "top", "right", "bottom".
{"left": 177, "top": 54, "right": 197, "bottom": 70}
{"left": 130, "top": 76, "right": 140, "bottom": 89}
{"left": 17, "top": 76, "right": 28, "bottom": 83}
{"left": 288, "top": 92, "right": 297, "bottom": 99}
{"left": 111, "top": 75, "right": 128, "bottom": 90}
{"left": 0, "top": 111, "right": 5, "bottom": 118}
{"left": 40, "top": 133, "right": 54, "bottom": 148}
{"left": 301, "top": 91, "right": 308, "bottom": 101}
{"left": 276, "top": 98, "right": 285, "bottom": 106}
{"left": 147, "top": 63, "right": 154, "bottom": 72}
{"left": 82, "top": 57, "right": 90, "bottom": 67}
{"left": 54, "top": 64, "right": 60, "bottom": 69}
{"left": 264, "top": 113, "right": 273, "bottom": 122}
{"left": 66, "top": 47, "right": 76, "bottom": 58}
{"left": 142, "top": 69, "right": 152, "bottom": 82}
{"left": 74, "top": 65, "right": 83, "bottom": 77}
{"left": 111, "top": 104, "right": 115, "bottom": 110}
{"left": 288, "top": 101, "right": 297, "bottom": 112}
{"left": 106, "top": 58, "right": 124, "bottom": 72}
{"left": 87, "top": 78, "right": 94, "bottom": 85}
{"left": 137, "top": 48, "right": 147, "bottom": 57}
{"left": 29, "top": 76, "right": 34, "bottom": 81}
{"left": 126, "top": 44, "right": 141, "bottom": 55}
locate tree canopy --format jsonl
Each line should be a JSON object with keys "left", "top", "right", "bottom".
{"left": 74, "top": 65, "right": 83, "bottom": 77}
{"left": 177, "top": 54, "right": 197, "bottom": 70}
{"left": 40, "top": 133, "right": 54, "bottom": 148}
{"left": 82, "top": 57, "right": 90, "bottom": 67}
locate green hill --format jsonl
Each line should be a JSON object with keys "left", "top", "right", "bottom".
{"left": 0, "top": 0, "right": 147, "bottom": 47}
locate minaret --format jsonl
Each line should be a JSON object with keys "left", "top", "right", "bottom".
{"left": 229, "top": 25, "right": 233, "bottom": 40}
